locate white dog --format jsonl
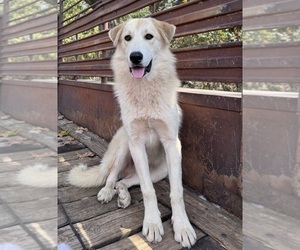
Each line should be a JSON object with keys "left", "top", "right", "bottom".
{"left": 68, "top": 17, "right": 196, "bottom": 248}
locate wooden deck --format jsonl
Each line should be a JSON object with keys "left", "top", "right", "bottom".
{"left": 58, "top": 116, "right": 242, "bottom": 250}
{"left": 0, "top": 112, "right": 56, "bottom": 249}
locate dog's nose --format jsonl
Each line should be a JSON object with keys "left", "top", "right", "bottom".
{"left": 130, "top": 52, "right": 143, "bottom": 64}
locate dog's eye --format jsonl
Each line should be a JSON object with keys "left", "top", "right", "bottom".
{"left": 124, "top": 35, "right": 132, "bottom": 41}
{"left": 145, "top": 34, "right": 153, "bottom": 40}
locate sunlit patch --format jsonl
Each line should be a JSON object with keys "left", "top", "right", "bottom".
{"left": 77, "top": 223, "right": 92, "bottom": 247}
{"left": 2, "top": 156, "right": 12, "bottom": 162}
{"left": 6, "top": 161, "right": 20, "bottom": 167}
{"left": 58, "top": 156, "right": 66, "bottom": 162}
{"left": 129, "top": 234, "right": 152, "bottom": 249}
{"left": 120, "top": 226, "right": 132, "bottom": 238}
{"left": 31, "top": 223, "right": 56, "bottom": 248}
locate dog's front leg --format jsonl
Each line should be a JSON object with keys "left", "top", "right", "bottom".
{"left": 163, "top": 137, "right": 196, "bottom": 248}
{"left": 128, "top": 140, "right": 164, "bottom": 243}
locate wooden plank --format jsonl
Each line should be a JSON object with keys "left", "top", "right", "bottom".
{"left": 26, "top": 218, "right": 57, "bottom": 249}
{"left": 58, "top": 144, "right": 86, "bottom": 154}
{"left": 0, "top": 185, "right": 56, "bottom": 204}
{"left": 0, "top": 112, "right": 56, "bottom": 151}
{"left": 100, "top": 220, "right": 206, "bottom": 250}
{"left": 0, "top": 157, "right": 56, "bottom": 173}
{"left": 0, "top": 205, "right": 17, "bottom": 228}
{"left": 244, "top": 202, "right": 300, "bottom": 250}
{"left": 58, "top": 225, "right": 83, "bottom": 250}
{"left": 72, "top": 202, "right": 171, "bottom": 249}
{"left": 58, "top": 148, "right": 93, "bottom": 163}
{"left": 156, "top": 180, "right": 242, "bottom": 250}
{"left": 58, "top": 205, "right": 68, "bottom": 228}
{"left": 64, "top": 187, "right": 143, "bottom": 224}
{"left": 0, "top": 225, "right": 41, "bottom": 249}
{"left": 0, "top": 134, "right": 32, "bottom": 148}
{"left": 0, "top": 143, "right": 45, "bottom": 154}
{"left": 10, "top": 197, "right": 57, "bottom": 224}
{"left": 58, "top": 157, "right": 101, "bottom": 173}
{"left": 243, "top": 236, "right": 274, "bottom": 250}
{"left": 64, "top": 195, "right": 119, "bottom": 223}
{"left": 59, "top": 186, "right": 100, "bottom": 204}
{"left": 58, "top": 134, "right": 85, "bottom": 151}
{"left": 58, "top": 118, "right": 109, "bottom": 159}
{"left": 0, "top": 172, "right": 20, "bottom": 187}
{"left": 192, "top": 236, "right": 226, "bottom": 250}
{"left": 58, "top": 171, "right": 69, "bottom": 187}
{"left": 0, "top": 148, "right": 55, "bottom": 163}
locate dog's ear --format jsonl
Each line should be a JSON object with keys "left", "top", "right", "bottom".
{"left": 108, "top": 22, "right": 126, "bottom": 47}
{"left": 152, "top": 19, "right": 176, "bottom": 45}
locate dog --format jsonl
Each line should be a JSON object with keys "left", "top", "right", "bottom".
{"left": 68, "top": 17, "right": 196, "bottom": 248}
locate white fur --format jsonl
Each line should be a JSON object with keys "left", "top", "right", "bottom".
{"left": 68, "top": 18, "right": 196, "bottom": 248}
{"left": 16, "top": 164, "right": 57, "bottom": 188}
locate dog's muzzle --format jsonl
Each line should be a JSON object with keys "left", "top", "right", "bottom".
{"left": 129, "top": 52, "right": 152, "bottom": 79}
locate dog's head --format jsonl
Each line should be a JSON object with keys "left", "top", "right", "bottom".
{"left": 109, "top": 18, "right": 176, "bottom": 79}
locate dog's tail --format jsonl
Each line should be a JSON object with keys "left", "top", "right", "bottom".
{"left": 16, "top": 164, "right": 57, "bottom": 188}
{"left": 67, "top": 163, "right": 109, "bottom": 188}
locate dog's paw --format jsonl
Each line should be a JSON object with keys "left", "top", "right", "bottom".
{"left": 116, "top": 182, "right": 131, "bottom": 209}
{"left": 172, "top": 216, "right": 196, "bottom": 249}
{"left": 97, "top": 187, "right": 116, "bottom": 204}
{"left": 143, "top": 218, "right": 164, "bottom": 243}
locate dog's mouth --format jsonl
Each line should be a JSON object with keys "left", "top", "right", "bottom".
{"left": 129, "top": 60, "right": 152, "bottom": 79}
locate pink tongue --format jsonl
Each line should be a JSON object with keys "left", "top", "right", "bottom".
{"left": 131, "top": 67, "right": 145, "bottom": 78}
